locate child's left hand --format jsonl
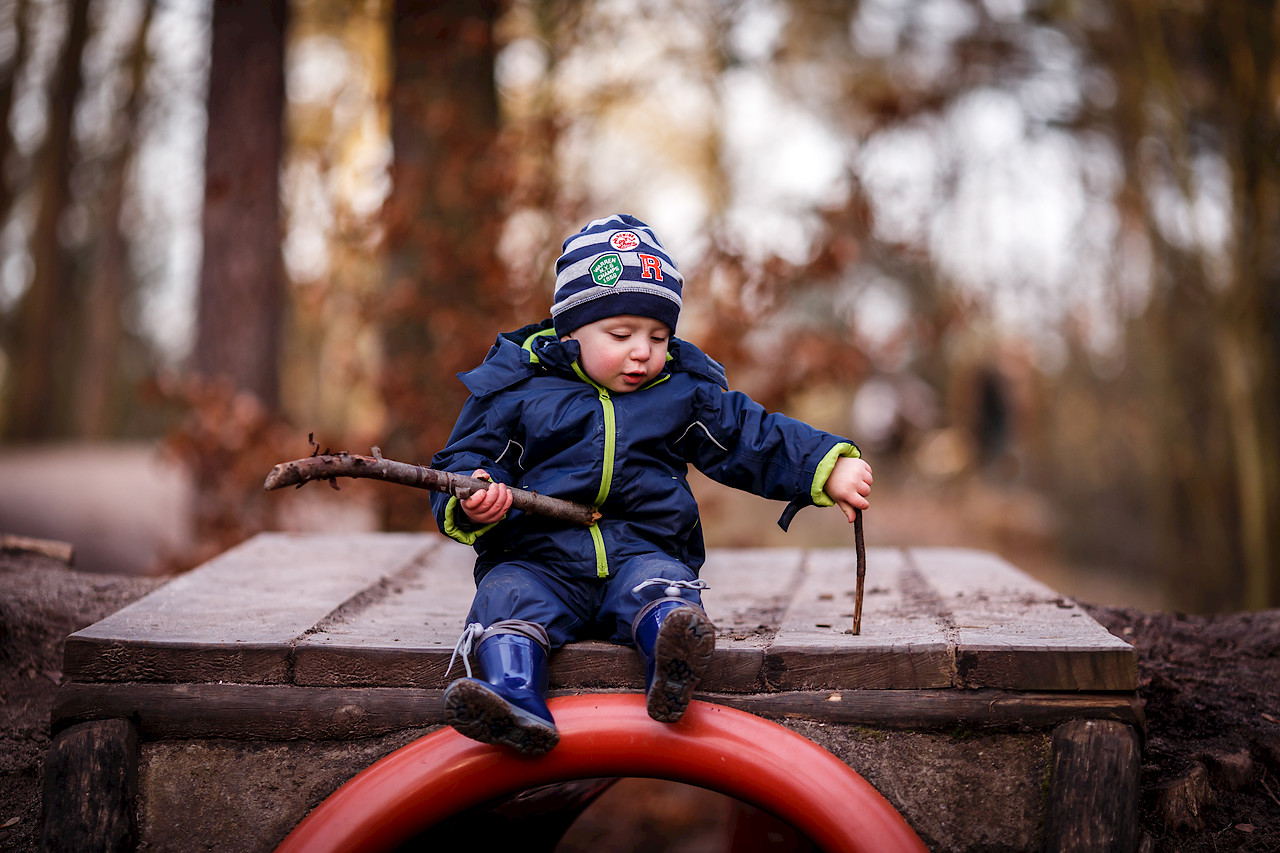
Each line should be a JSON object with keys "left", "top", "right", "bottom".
{"left": 825, "top": 456, "right": 873, "bottom": 522}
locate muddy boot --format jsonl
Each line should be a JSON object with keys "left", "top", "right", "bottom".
{"left": 633, "top": 598, "right": 716, "bottom": 723}
{"left": 443, "top": 620, "right": 559, "bottom": 756}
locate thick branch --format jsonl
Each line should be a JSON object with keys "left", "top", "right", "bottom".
{"left": 264, "top": 452, "right": 600, "bottom": 527}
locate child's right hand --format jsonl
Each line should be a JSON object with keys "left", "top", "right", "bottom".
{"left": 462, "top": 469, "right": 513, "bottom": 524}
{"left": 825, "top": 456, "right": 873, "bottom": 522}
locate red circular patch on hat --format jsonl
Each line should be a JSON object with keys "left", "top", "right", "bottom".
{"left": 610, "top": 231, "right": 641, "bottom": 251}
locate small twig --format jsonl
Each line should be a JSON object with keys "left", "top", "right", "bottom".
{"left": 852, "top": 508, "right": 866, "bottom": 635}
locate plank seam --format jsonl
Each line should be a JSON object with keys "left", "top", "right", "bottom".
{"left": 901, "top": 549, "right": 961, "bottom": 687}
{"left": 285, "top": 540, "right": 441, "bottom": 685}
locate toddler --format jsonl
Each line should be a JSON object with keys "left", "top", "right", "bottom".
{"left": 431, "top": 214, "right": 872, "bottom": 754}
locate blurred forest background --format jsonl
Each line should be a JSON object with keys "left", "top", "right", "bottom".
{"left": 0, "top": 0, "right": 1275, "bottom": 614}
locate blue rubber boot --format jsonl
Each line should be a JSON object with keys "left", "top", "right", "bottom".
{"left": 632, "top": 598, "right": 716, "bottom": 723}
{"left": 443, "top": 622, "right": 559, "bottom": 755}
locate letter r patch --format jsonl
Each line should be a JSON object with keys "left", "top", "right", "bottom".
{"left": 638, "top": 253, "right": 663, "bottom": 280}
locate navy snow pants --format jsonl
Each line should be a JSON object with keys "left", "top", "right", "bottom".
{"left": 467, "top": 553, "right": 702, "bottom": 649}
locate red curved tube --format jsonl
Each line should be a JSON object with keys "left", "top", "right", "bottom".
{"left": 276, "top": 694, "right": 927, "bottom": 853}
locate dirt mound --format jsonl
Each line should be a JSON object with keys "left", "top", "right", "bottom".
{"left": 1085, "top": 605, "right": 1280, "bottom": 851}
{"left": 0, "top": 551, "right": 163, "bottom": 851}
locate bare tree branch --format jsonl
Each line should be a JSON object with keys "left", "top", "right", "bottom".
{"left": 264, "top": 450, "right": 600, "bottom": 528}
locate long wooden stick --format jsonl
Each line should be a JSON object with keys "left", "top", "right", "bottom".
{"left": 852, "top": 508, "right": 866, "bottom": 635}
{"left": 264, "top": 450, "right": 601, "bottom": 527}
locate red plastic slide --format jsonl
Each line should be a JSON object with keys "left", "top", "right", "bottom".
{"left": 276, "top": 694, "right": 928, "bottom": 853}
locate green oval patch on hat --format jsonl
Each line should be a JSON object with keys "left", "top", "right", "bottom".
{"left": 590, "top": 253, "right": 623, "bottom": 287}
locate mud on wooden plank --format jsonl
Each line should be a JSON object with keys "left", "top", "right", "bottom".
{"left": 766, "top": 548, "right": 954, "bottom": 690}
{"left": 292, "top": 544, "right": 475, "bottom": 687}
{"left": 548, "top": 548, "right": 800, "bottom": 693}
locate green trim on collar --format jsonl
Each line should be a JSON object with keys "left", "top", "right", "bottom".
{"left": 521, "top": 327, "right": 558, "bottom": 364}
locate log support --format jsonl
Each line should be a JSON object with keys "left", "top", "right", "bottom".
{"left": 1044, "top": 719, "right": 1141, "bottom": 853}
{"left": 40, "top": 718, "right": 139, "bottom": 853}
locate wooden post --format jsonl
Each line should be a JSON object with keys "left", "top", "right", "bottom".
{"left": 41, "top": 719, "right": 139, "bottom": 853}
{"left": 1044, "top": 719, "right": 1140, "bottom": 853}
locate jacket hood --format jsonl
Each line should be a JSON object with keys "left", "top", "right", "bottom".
{"left": 457, "top": 318, "right": 728, "bottom": 399}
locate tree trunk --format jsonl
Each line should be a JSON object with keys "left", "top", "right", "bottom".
{"left": 380, "top": 0, "right": 511, "bottom": 529}
{"left": 75, "top": 0, "right": 157, "bottom": 438}
{"left": 0, "top": 0, "right": 32, "bottom": 242}
{"left": 3, "top": 0, "right": 91, "bottom": 441}
{"left": 1216, "top": 2, "right": 1280, "bottom": 609}
{"left": 1078, "top": 0, "right": 1280, "bottom": 610}
{"left": 193, "top": 0, "right": 289, "bottom": 410}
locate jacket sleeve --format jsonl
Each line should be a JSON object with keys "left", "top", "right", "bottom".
{"left": 680, "top": 383, "right": 860, "bottom": 530}
{"left": 429, "top": 394, "right": 520, "bottom": 546}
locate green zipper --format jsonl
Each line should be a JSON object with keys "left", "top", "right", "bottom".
{"left": 573, "top": 363, "right": 615, "bottom": 578}
{"left": 593, "top": 386, "right": 615, "bottom": 505}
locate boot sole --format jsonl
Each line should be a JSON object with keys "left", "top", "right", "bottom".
{"left": 443, "top": 680, "right": 560, "bottom": 756}
{"left": 647, "top": 607, "right": 716, "bottom": 723}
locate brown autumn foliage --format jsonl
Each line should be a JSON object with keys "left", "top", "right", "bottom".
{"left": 0, "top": 0, "right": 1274, "bottom": 611}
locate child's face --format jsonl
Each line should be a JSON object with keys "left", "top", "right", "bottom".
{"left": 562, "top": 315, "right": 671, "bottom": 393}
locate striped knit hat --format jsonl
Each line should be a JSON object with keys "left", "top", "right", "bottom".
{"left": 552, "top": 214, "right": 684, "bottom": 337}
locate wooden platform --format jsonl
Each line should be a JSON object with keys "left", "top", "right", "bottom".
{"left": 53, "top": 532, "right": 1139, "bottom": 739}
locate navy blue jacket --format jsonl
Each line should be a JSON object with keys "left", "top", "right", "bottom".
{"left": 430, "top": 320, "right": 859, "bottom": 580}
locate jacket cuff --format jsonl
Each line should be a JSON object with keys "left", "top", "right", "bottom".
{"left": 810, "top": 442, "right": 861, "bottom": 507}
{"left": 442, "top": 495, "right": 501, "bottom": 545}
{"left": 777, "top": 442, "right": 860, "bottom": 531}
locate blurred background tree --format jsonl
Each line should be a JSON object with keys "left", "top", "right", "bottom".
{"left": 0, "top": 0, "right": 1274, "bottom": 612}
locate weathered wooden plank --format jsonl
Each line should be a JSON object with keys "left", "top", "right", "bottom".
{"left": 295, "top": 545, "right": 790, "bottom": 691}
{"left": 64, "top": 533, "right": 439, "bottom": 683}
{"left": 40, "top": 719, "right": 139, "bottom": 853}
{"left": 553, "top": 549, "right": 802, "bottom": 693}
{"left": 551, "top": 640, "right": 764, "bottom": 694}
{"left": 1044, "top": 719, "right": 1141, "bottom": 853}
{"left": 700, "top": 548, "right": 802, "bottom": 642}
{"left": 52, "top": 682, "right": 450, "bottom": 741}
{"left": 766, "top": 548, "right": 954, "bottom": 690}
{"left": 910, "top": 549, "right": 1137, "bottom": 691}
{"left": 59, "top": 536, "right": 1139, "bottom": 700}
{"left": 716, "top": 689, "right": 1143, "bottom": 730}
{"left": 49, "top": 682, "right": 1142, "bottom": 742}
{"left": 64, "top": 639, "right": 296, "bottom": 688}
{"left": 293, "top": 543, "right": 475, "bottom": 686}
{"left": 695, "top": 548, "right": 802, "bottom": 690}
